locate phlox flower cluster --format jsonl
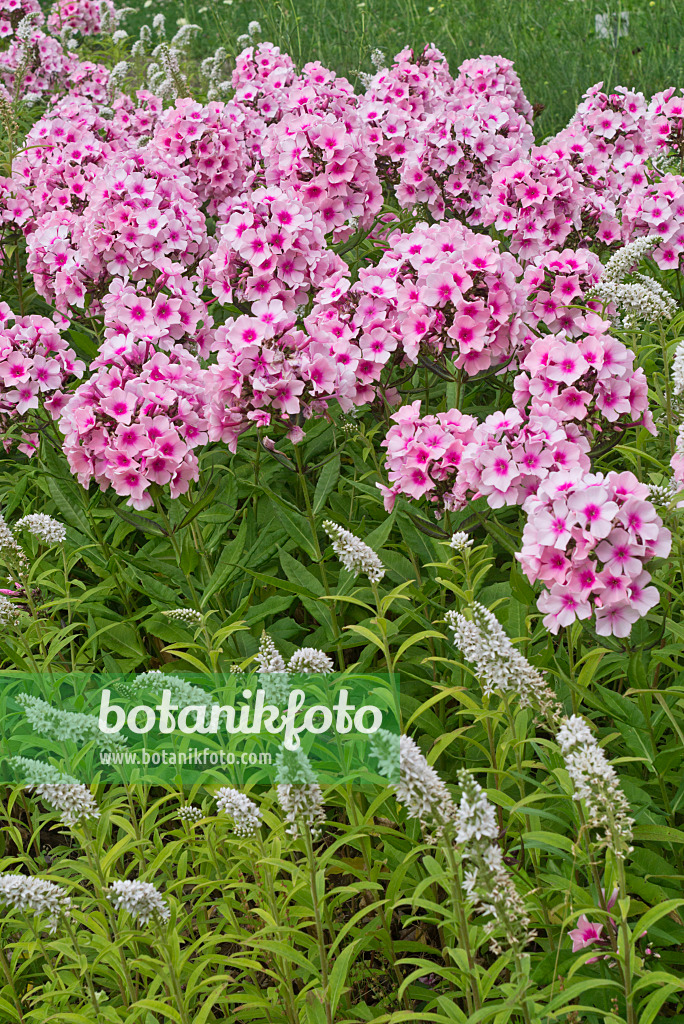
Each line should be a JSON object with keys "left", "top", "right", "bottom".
{"left": 26, "top": 157, "right": 208, "bottom": 314}
{"left": 201, "top": 185, "right": 348, "bottom": 312}
{"left": 204, "top": 298, "right": 368, "bottom": 449}
{"left": 47, "top": 0, "right": 116, "bottom": 36}
{"left": 512, "top": 313, "right": 653, "bottom": 436}
{"left": 365, "top": 50, "right": 533, "bottom": 222}
{"left": 380, "top": 400, "right": 590, "bottom": 513}
{"left": 148, "top": 97, "right": 253, "bottom": 213}
{"left": 0, "top": 17, "right": 681, "bottom": 644}
{"left": 56, "top": 343, "right": 208, "bottom": 510}
{"left": 0, "top": 304, "right": 84, "bottom": 448}
{"left": 350, "top": 218, "right": 528, "bottom": 375}
{"left": 522, "top": 248, "right": 603, "bottom": 335}
{"left": 259, "top": 108, "right": 382, "bottom": 241}
{"left": 519, "top": 470, "right": 670, "bottom": 636}
{"left": 0, "top": 17, "right": 109, "bottom": 106}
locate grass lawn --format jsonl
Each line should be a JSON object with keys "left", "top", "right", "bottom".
{"left": 126, "top": 0, "right": 684, "bottom": 135}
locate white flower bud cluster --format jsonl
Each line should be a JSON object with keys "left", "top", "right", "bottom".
{"left": 178, "top": 804, "right": 203, "bottom": 823}
{"left": 276, "top": 783, "right": 326, "bottom": 838}
{"left": 0, "top": 513, "right": 29, "bottom": 572}
{"left": 256, "top": 633, "right": 287, "bottom": 674}
{"left": 99, "top": 0, "right": 115, "bottom": 33}
{"left": 447, "top": 602, "right": 561, "bottom": 717}
{"left": 275, "top": 749, "right": 325, "bottom": 838}
{"left": 13, "top": 756, "right": 99, "bottom": 825}
{"left": 556, "top": 715, "right": 634, "bottom": 858}
{"left": 592, "top": 274, "right": 676, "bottom": 328}
{"left": 590, "top": 237, "right": 676, "bottom": 328}
{"left": 13, "top": 514, "right": 66, "bottom": 545}
{"left": 394, "top": 733, "right": 458, "bottom": 838}
{"left": 671, "top": 343, "right": 684, "bottom": 396}
{"left": 30, "top": 783, "right": 100, "bottom": 827}
{"left": 108, "top": 59, "right": 130, "bottom": 98}
{"left": 201, "top": 46, "right": 230, "bottom": 100}
{"left": 601, "top": 236, "right": 662, "bottom": 281}
{"left": 16, "top": 693, "right": 126, "bottom": 750}
{"left": 162, "top": 608, "right": 203, "bottom": 627}
{"left": 648, "top": 478, "right": 681, "bottom": 505}
{"left": 0, "top": 874, "right": 71, "bottom": 933}
{"left": 287, "top": 648, "right": 334, "bottom": 675}
{"left": 256, "top": 632, "right": 291, "bottom": 703}
{"left": 215, "top": 787, "right": 262, "bottom": 836}
{"left": 370, "top": 48, "right": 387, "bottom": 70}
{"left": 323, "top": 521, "right": 385, "bottom": 584}
{"left": 11, "top": 756, "right": 78, "bottom": 785}
{"left": 108, "top": 879, "right": 170, "bottom": 926}
{"left": 0, "top": 595, "right": 19, "bottom": 626}
{"left": 171, "top": 23, "right": 200, "bottom": 47}
{"left": 449, "top": 531, "right": 473, "bottom": 552}
{"left": 456, "top": 772, "right": 534, "bottom": 955}
{"left": 133, "top": 670, "right": 212, "bottom": 707}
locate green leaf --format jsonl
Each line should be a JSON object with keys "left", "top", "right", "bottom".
{"left": 313, "top": 454, "right": 340, "bottom": 514}
{"left": 328, "top": 937, "right": 361, "bottom": 1015}
{"left": 631, "top": 899, "right": 684, "bottom": 946}
{"left": 269, "top": 498, "right": 319, "bottom": 561}
{"left": 127, "top": 998, "right": 182, "bottom": 1023}
{"left": 633, "top": 825, "right": 684, "bottom": 844}
{"left": 201, "top": 516, "right": 248, "bottom": 607}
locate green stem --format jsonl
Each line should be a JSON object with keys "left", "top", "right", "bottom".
{"left": 302, "top": 827, "right": 332, "bottom": 1024}
{"left": 443, "top": 843, "right": 481, "bottom": 1012}
{"left": 293, "top": 445, "right": 345, "bottom": 668}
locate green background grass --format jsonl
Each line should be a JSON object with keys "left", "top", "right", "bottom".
{"left": 129, "top": 0, "right": 684, "bottom": 136}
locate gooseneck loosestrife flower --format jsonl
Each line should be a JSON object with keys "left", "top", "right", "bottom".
{"left": 287, "top": 647, "right": 334, "bottom": 675}
{"left": 178, "top": 804, "right": 204, "bottom": 823}
{"left": 456, "top": 772, "right": 534, "bottom": 955}
{"left": 556, "top": 715, "right": 634, "bottom": 858}
{"left": 373, "top": 731, "right": 533, "bottom": 956}
{"left": 589, "top": 237, "right": 677, "bottom": 328}
{"left": 16, "top": 693, "right": 125, "bottom": 749}
{"left": 108, "top": 879, "right": 170, "bottom": 926}
{"left": 323, "top": 521, "right": 385, "bottom": 584}
{"left": 13, "top": 514, "right": 66, "bottom": 544}
{"left": 393, "top": 733, "right": 459, "bottom": 838}
{"left": 275, "top": 748, "right": 326, "bottom": 839}
{"left": 14, "top": 753, "right": 100, "bottom": 826}
{"left": 215, "top": 787, "right": 262, "bottom": 837}
{"left": 447, "top": 601, "right": 561, "bottom": 719}
{"left": 0, "top": 874, "right": 72, "bottom": 933}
